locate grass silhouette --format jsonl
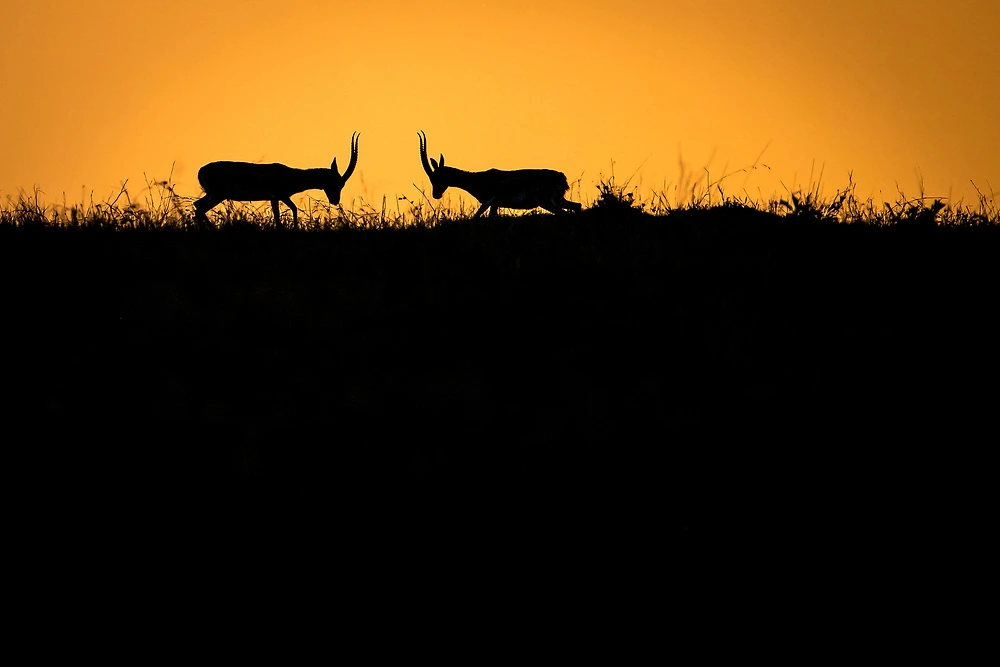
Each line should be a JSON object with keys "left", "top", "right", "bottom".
{"left": 4, "top": 164, "right": 996, "bottom": 229}
{"left": 2, "top": 173, "right": 997, "bottom": 592}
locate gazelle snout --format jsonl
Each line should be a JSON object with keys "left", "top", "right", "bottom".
{"left": 325, "top": 186, "right": 343, "bottom": 205}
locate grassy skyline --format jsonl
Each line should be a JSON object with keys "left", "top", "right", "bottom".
{"left": 3, "top": 166, "right": 997, "bottom": 230}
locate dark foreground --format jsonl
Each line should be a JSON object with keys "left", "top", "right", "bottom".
{"left": 3, "top": 208, "right": 996, "bottom": 598}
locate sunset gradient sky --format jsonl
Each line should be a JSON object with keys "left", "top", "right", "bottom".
{"left": 2, "top": 0, "right": 997, "bottom": 213}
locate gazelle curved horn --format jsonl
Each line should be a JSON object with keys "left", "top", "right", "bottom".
{"left": 418, "top": 130, "right": 434, "bottom": 177}
{"left": 341, "top": 131, "right": 360, "bottom": 182}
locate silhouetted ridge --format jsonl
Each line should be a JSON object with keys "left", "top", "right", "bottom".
{"left": 2, "top": 209, "right": 996, "bottom": 578}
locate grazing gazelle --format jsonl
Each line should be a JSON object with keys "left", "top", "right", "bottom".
{"left": 418, "top": 131, "right": 581, "bottom": 217}
{"left": 194, "top": 132, "right": 360, "bottom": 225}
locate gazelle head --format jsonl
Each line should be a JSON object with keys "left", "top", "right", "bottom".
{"left": 327, "top": 131, "right": 361, "bottom": 204}
{"left": 418, "top": 130, "right": 451, "bottom": 199}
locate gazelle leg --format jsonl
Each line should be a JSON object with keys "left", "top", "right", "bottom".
{"left": 542, "top": 196, "right": 570, "bottom": 215}
{"left": 282, "top": 197, "right": 298, "bottom": 226}
{"left": 194, "top": 194, "right": 221, "bottom": 220}
{"left": 547, "top": 196, "right": 581, "bottom": 214}
{"left": 562, "top": 198, "right": 582, "bottom": 213}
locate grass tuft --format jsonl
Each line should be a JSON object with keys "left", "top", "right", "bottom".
{"left": 3, "top": 168, "right": 997, "bottom": 230}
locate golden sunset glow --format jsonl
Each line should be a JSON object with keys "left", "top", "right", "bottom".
{"left": 2, "top": 0, "right": 997, "bottom": 212}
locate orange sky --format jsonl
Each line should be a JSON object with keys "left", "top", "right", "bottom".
{"left": 2, "top": 0, "right": 998, "bottom": 212}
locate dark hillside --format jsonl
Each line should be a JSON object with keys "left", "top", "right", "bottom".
{"left": 3, "top": 208, "right": 996, "bottom": 588}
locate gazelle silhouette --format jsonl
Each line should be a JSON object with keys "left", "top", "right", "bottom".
{"left": 418, "top": 131, "right": 581, "bottom": 217}
{"left": 194, "top": 132, "right": 360, "bottom": 225}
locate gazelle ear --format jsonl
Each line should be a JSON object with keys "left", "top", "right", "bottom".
{"left": 430, "top": 157, "right": 439, "bottom": 170}
{"left": 439, "top": 153, "right": 445, "bottom": 167}
{"left": 331, "top": 157, "right": 340, "bottom": 175}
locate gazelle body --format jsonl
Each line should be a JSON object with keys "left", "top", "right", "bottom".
{"left": 194, "top": 132, "right": 359, "bottom": 225}
{"left": 418, "top": 131, "right": 581, "bottom": 217}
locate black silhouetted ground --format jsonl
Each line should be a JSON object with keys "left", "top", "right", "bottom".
{"left": 3, "top": 206, "right": 996, "bottom": 596}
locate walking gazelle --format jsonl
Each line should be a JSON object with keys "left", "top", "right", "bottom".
{"left": 194, "top": 132, "right": 360, "bottom": 226}
{"left": 417, "top": 131, "right": 581, "bottom": 217}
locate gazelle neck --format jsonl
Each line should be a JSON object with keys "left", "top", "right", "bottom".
{"left": 441, "top": 167, "right": 489, "bottom": 197}
{"left": 299, "top": 167, "right": 334, "bottom": 188}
